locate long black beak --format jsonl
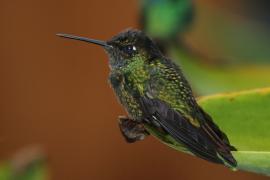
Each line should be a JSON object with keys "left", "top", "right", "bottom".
{"left": 56, "top": 33, "right": 111, "bottom": 48}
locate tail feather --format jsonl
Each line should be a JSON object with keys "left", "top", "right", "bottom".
{"left": 198, "top": 107, "right": 237, "bottom": 167}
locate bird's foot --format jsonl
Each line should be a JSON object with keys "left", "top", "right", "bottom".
{"left": 118, "top": 116, "right": 149, "bottom": 143}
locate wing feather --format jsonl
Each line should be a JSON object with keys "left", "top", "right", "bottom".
{"left": 140, "top": 97, "right": 237, "bottom": 167}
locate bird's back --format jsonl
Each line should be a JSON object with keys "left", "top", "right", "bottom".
{"left": 142, "top": 57, "right": 237, "bottom": 167}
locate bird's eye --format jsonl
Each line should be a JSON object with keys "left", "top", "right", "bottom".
{"left": 122, "top": 45, "right": 137, "bottom": 56}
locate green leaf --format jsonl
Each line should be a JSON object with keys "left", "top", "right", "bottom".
{"left": 198, "top": 88, "right": 270, "bottom": 176}
{"left": 147, "top": 88, "right": 270, "bottom": 176}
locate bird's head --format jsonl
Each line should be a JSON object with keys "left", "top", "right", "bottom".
{"left": 57, "top": 29, "right": 162, "bottom": 69}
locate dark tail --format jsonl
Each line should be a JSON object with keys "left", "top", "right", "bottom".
{"left": 198, "top": 107, "right": 237, "bottom": 167}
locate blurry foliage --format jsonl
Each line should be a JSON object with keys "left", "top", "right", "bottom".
{"left": 140, "top": 0, "right": 194, "bottom": 44}
{"left": 171, "top": 48, "right": 270, "bottom": 95}
{"left": 140, "top": 0, "right": 270, "bottom": 96}
{"left": 185, "top": 2, "right": 270, "bottom": 64}
{"left": 0, "top": 147, "right": 49, "bottom": 180}
{"left": 140, "top": 0, "right": 270, "bottom": 63}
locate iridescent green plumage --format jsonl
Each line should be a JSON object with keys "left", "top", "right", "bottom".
{"left": 57, "top": 29, "right": 237, "bottom": 168}
{"left": 109, "top": 55, "right": 193, "bottom": 120}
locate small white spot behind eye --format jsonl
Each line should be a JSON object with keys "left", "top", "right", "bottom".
{"left": 132, "top": 46, "right": 136, "bottom": 51}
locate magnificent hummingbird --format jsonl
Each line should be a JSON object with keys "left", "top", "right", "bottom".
{"left": 57, "top": 29, "right": 237, "bottom": 168}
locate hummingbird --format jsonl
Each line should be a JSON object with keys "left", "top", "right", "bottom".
{"left": 57, "top": 29, "right": 237, "bottom": 168}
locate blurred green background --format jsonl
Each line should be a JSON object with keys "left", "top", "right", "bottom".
{"left": 1, "top": 0, "right": 270, "bottom": 179}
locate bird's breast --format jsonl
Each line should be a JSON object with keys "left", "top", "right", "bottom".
{"left": 109, "top": 71, "right": 144, "bottom": 120}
